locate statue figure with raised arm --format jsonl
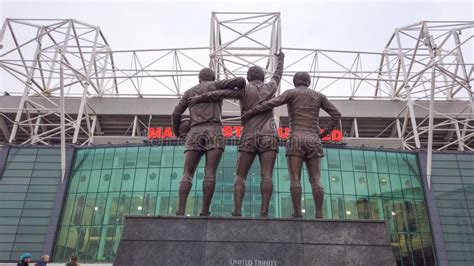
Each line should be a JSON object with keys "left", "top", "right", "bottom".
{"left": 188, "top": 51, "right": 285, "bottom": 217}
{"left": 172, "top": 68, "right": 246, "bottom": 216}
{"left": 241, "top": 72, "right": 341, "bottom": 218}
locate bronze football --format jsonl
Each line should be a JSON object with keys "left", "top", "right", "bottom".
{"left": 178, "top": 118, "right": 191, "bottom": 137}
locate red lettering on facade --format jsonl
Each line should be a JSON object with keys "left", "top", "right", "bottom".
{"left": 161, "top": 127, "right": 174, "bottom": 138}
{"left": 278, "top": 127, "right": 290, "bottom": 139}
{"left": 223, "top": 126, "right": 233, "bottom": 138}
{"left": 234, "top": 126, "right": 242, "bottom": 138}
{"left": 148, "top": 127, "right": 162, "bottom": 139}
{"left": 147, "top": 126, "right": 344, "bottom": 143}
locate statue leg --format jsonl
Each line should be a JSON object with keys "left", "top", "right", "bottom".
{"left": 259, "top": 150, "right": 276, "bottom": 217}
{"left": 176, "top": 150, "right": 202, "bottom": 215}
{"left": 306, "top": 157, "right": 324, "bottom": 219}
{"left": 200, "top": 148, "right": 223, "bottom": 216}
{"left": 287, "top": 155, "right": 304, "bottom": 218}
{"left": 232, "top": 151, "right": 256, "bottom": 216}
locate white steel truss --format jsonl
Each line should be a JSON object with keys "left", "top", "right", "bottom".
{"left": 0, "top": 14, "right": 473, "bottom": 186}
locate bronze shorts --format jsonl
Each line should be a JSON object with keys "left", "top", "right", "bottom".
{"left": 185, "top": 125, "right": 225, "bottom": 152}
{"left": 286, "top": 135, "right": 324, "bottom": 159}
{"left": 238, "top": 134, "right": 279, "bottom": 154}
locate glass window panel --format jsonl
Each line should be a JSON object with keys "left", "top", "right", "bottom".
{"left": 136, "top": 147, "right": 151, "bottom": 168}
{"left": 35, "top": 155, "right": 60, "bottom": 163}
{"left": 375, "top": 152, "right": 389, "bottom": 173}
{"left": 320, "top": 154, "right": 328, "bottom": 170}
{"left": 401, "top": 175, "right": 415, "bottom": 199}
{"left": 85, "top": 227, "right": 101, "bottom": 261}
{"left": 379, "top": 174, "right": 391, "bottom": 195}
{"left": 363, "top": 151, "right": 378, "bottom": 173}
{"left": 320, "top": 170, "right": 330, "bottom": 194}
{"left": 369, "top": 197, "right": 384, "bottom": 219}
{"left": 77, "top": 171, "right": 91, "bottom": 193}
{"left": 328, "top": 171, "right": 342, "bottom": 194}
{"left": 222, "top": 167, "right": 234, "bottom": 192}
{"left": 124, "top": 147, "right": 138, "bottom": 168}
{"left": 354, "top": 172, "right": 369, "bottom": 196}
{"left": 143, "top": 193, "right": 157, "bottom": 216}
{"left": 330, "top": 195, "right": 345, "bottom": 219}
{"left": 386, "top": 153, "right": 399, "bottom": 174}
{"left": 121, "top": 169, "right": 135, "bottom": 192}
{"left": 146, "top": 168, "right": 160, "bottom": 192}
{"left": 339, "top": 150, "right": 353, "bottom": 171}
{"left": 112, "top": 148, "right": 126, "bottom": 168}
{"left": 98, "top": 170, "right": 112, "bottom": 192}
{"left": 116, "top": 193, "right": 132, "bottom": 224}
{"left": 81, "top": 149, "right": 95, "bottom": 170}
{"left": 148, "top": 147, "right": 163, "bottom": 167}
{"left": 342, "top": 171, "right": 356, "bottom": 195}
{"left": 81, "top": 193, "right": 97, "bottom": 225}
{"left": 277, "top": 168, "right": 290, "bottom": 193}
{"left": 92, "top": 148, "right": 105, "bottom": 169}
{"left": 396, "top": 153, "right": 410, "bottom": 175}
{"left": 34, "top": 162, "right": 60, "bottom": 170}
{"left": 87, "top": 170, "right": 101, "bottom": 193}
{"left": 129, "top": 192, "right": 145, "bottom": 215}
{"left": 390, "top": 174, "right": 403, "bottom": 198}
{"left": 102, "top": 148, "right": 115, "bottom": 169}
{"left": 159, "top": 168, "right": 172, "bottom": 191}
{"left": 133, "top": 169, "right": 147, "bottom": 191}
{"left": 104, "top": 193, "right": 120, "bottom": 225}
{"left": 169, "top": 168, "right": 181, "bottom": 191}
{"left": 352, "top": 150, "right": 365, "bottom": 172}
{"left": 92, "top": 193, "right": 108, "bottom": 226}
{"left": 96, "top": 226, "right": 115, "bottom": 261}
{"left": 278, "top": 193, "right": 292, "bottom": 218}
{"left": 109, "top": 169, "right": 124, "bottom": 192}
{"left": 326, "top": 149, "right": 341, "bottom": 170}
{"left": 161, "top": 146, "right": 175, "bottom": 167}
{"left": 344, "top": 196, "right": 359, "bottom": 219}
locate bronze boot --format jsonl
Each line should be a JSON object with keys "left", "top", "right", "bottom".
{"left": 232, "top": 181, "right": 246, "bottom": 216}
{"left": 176, "top": 180, "right": 192, "bottom": 215}
{"left": 200, "top": 178, "right": 215, "bottom": 216}
{"left": 260, "top": 181, "right": 273, "bottom": 217}
{"left": 290, "top": 185, "right": 303, "bottom": 218}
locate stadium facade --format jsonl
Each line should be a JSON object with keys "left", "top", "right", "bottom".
{"left": 0, "top": 13, "right": 473, "bottom": 265}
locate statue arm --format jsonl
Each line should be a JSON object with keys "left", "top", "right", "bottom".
{"left": 215, "top": 77, "right": 246, "bottom": 91}
{"left": 319, "top": 94, "right": 341, "bottom": 137}
{"left": 188, "top": 88, "right": 244, "bottom": 105}
{"left": 241, "top": 90, "right": 291, "bottom": 121}
{"left": 268, "top": 51, "right": 285, "bottom": 88}
{"left": 171, "top": 92, "right": 190, "bottom": 136}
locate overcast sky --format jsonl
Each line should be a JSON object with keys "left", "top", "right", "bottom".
{"left": 0, "top": 0, "right": 473, "bottom": 95}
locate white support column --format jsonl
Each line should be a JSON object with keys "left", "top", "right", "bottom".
{"left": 396, "top": 29, "right": 421, "bottom": 148}
{"left": 59, "top": 48, "right": 66, "bottom": 183}
{"left": 350, "top": 118, "right": 359, "bottom": 138}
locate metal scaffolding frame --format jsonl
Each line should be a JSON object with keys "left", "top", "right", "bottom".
{"left": 0, "top": 14, "right": 473, "bottom": 186}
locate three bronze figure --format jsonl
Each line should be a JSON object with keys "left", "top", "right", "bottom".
{"left": 171, "top": 51, "right": 341, "bottom": 219}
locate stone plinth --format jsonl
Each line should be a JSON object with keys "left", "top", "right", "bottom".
{"left": 114, "top": 216, "right": 396, "bottom": 266}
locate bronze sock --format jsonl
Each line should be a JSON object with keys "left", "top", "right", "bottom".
{"left": 260, "top": 181, "right": 273, "bottom": 217}
{"left": 176, "top": 180, "right": 192, "bottom": 215}
{"left": 200, "top": 179, "right": 215, "bottom": 216}
{"left": 290, "top": 185, "right": 303, "bottom": 218}
{"left": 312, "top": 185, "right": 324, "bottom": 219}
{"left": 232, "top": 182, "right": 246, "bottom": 216}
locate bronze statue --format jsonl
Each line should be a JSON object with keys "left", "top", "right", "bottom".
{"left": 172, "top": 68, "right": 246, "bottom": 216}
{"left": 188, "top": 52, "right": 285, "bottom": 217}
{"left": 242, "top": 72, "right": 341, "bottom": 218}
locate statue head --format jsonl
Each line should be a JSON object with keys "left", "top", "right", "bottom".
{"left": 247, "top": 66, "right": 265, "bottom": 82}
{"left": 293, "top": 72, "right": 311, "bottom": 87}
{"left": 199, "top": 68, "right": 215, "bottom": 82}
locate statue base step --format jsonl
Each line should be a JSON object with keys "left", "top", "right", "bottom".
{"left": 114, "top": 216, "right": 396, "bottom": 266}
